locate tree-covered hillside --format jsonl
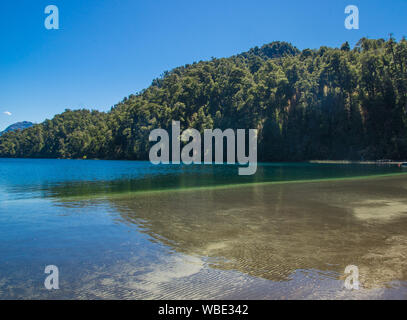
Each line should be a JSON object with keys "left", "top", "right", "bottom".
{"left": 1, "top": 38, "right": 407, "bottom": 161}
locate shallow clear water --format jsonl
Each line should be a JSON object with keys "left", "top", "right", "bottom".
{"left": 1, "top": 159, "right": 407, "bottom": 299}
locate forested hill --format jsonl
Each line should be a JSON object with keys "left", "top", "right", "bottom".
{"left": 1, "top": 38, "right": 407, "bottom": 161}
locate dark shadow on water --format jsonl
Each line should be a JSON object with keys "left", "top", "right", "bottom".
{"left": 3, "top": 162, "right": 403, "bottom": 200}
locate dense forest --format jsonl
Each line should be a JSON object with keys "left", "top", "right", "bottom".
{"left": 1, "top": 37, "right": 407, "bottom": 161}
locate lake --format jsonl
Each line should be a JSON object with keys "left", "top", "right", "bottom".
{"left": 1, "top": 159, "right": 407, "bottom": 299}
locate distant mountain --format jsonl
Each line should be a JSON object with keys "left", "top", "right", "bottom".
{"left": 0, "top": 121, "right": 34, "bottom": 136}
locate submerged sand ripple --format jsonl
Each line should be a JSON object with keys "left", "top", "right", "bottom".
{"left": 109, "top": 174, "right": 407, "bottom": 292}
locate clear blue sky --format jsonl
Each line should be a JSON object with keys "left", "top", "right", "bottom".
{"left": 1, "top": 0, "right": 406, "bottom": 131}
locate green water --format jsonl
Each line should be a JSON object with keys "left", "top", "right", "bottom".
{"left": 0, "top": 159, "right": 403, "bottom": 200}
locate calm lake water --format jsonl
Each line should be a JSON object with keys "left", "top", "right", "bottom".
{"left": 1, "top": 159, "right": 407, "bottom": 299}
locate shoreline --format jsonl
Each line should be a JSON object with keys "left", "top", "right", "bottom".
{"left": 1, "top": 157, "right": 406, "bottom": 165}
{"left": 309, "top": 160, "right": 406, "bottom": 165}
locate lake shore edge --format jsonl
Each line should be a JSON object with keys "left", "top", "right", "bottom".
{"left": 309, "top": 160, "right": 406, "bottom": 165}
